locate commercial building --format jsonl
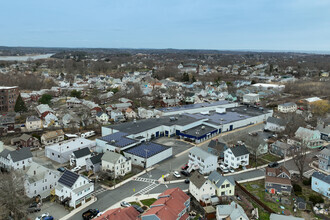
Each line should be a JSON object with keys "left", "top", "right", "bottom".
{"left": 45, "top": 138, "right": 96, "bottom": 164}
{"left": 0, "top": 86, "right": 19, "bottom": 113}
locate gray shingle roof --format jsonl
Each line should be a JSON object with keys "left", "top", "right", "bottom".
{"left": 229, "top": 145, "right": 249, "bottom": 157}
{"left": 102, "top": 151, "right": 122, "bottom": 164}
{"left": 312, "top": 172, "right": 330, "bottom": 184}
{"left": 26, "top": 116, "right": 40, "bottom": 122}
{"left": 190, "top": 147, "right": 217, "bottom": 160}
{"left": 90, "top": 153, "right": 104, "bottom": 165}
{"left": 267, "top": 117, "right": 286, "bottom": 126}
{"left": 190, "top": 172, "right": 207, "bottom": 189}
{"left": 216, "top": 202, "right": 248, "bottom": 220}
{"left": 72, "top": 147, "right": 91, "bottom": 158}
{"left": 208, "top": 171, "right": 235, "bottom": 188}
{"left": 5, "top": 148, "right": 33, "bottom": 162}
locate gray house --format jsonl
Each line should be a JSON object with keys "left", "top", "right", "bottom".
{"left": 264, "top": 117, "right": 286, "bottom": 132}
{"left": 270, "top": 141, "right": 297, "bottom": 157}
{"left": 86, "top": 153, "right": 104, "bottom": 173}
{"left": 207, "top": 140, "right": 227, "bottom": 159}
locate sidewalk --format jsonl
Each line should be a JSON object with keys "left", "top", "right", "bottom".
{"left": 310, "top": 161, "right": 329, "bottom": 175}
{"left": 59, "top": 196, "right": 97, "bottom": 220}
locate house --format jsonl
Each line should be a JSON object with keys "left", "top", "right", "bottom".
{"left": 36, "top": 104, "right": 54, "bottom": 117}
{"left": 224, "top": 145, "right": 249, "bottom": 169}
{"left": 25, "top": 116, "right": 43, "bottom": 131}
{"left": 0, "top": 115, "right": 15, "bottom": 132}
{"left": 96, "top": 112, "right": 109, "bottom": 124}
{"left": 94, "top": 207, "right": 139, "bottom": 220}
{"left": 86, "top": 153, "right": 104, "bottom": 173}
{"left": 296, "top": 197, "right": 306, "bottom": 210}
{"left": 138, "top": 107, "right": 155, "bottom": 119}
{"left": 110, "top": 103, "right": 132, "bottom": 111}
{"left": 207, "top": 140, "right": 227, "bottom": 159}
{"left": 0, "top": 147, "right": 33, "bottom": 170}
{"left": 311, "top": 172, "right": 330, "bottom": 198}
{"left": 295, "top": 127, "right": 322, "bottom": 148}
{"left": 189, "top": 172, "right": 216, "bottom": 203}
{"left": 316, "top": 118, "right": 330, "bottom": 141}
{"left": 43, "top": 112, "right": 59, "bottom": 127}
{"left": 243, "top": 93, "right": 260, "bottom": 104}
{"left": 45, "top": 138, "right": 96, "bottom": 164}
{"left": 188, "top": 147, "right": 218, "bottom": 174}
{"left": 264, "top": 117, "right": 286, "bottom": 132}
{"left": 101, "top": 151, "right": 131, "bottom": 178}
{"left": 125, "top": 108, "right": 137, "bottom": 119}
{"left": 270, "top": 214, "right": 304, "bottom": 220}
{"left": 270, "top": 141, "right": 297, "bottom": 157}
{"left": 66, "top": 97, "right": 82, "bottom": 108}
{"left": 55, "top": 170, "right": 94, "bottom": 208}
{"left": 142, "top": 187, "right": 190, "bottom": 220}
{"left": 118, "top": 97, "right": 133, "bottom": 104}
{"left": 216, "top": 201, "right": 248, "bottom": 220}
{"left": 208, "top": 171, "right": 235, "bottom": 197}
{"left": 24, "top": 162, "right": 61, "bottom": 198}
{"left": 123, "top": 142, "right": 172, "bottom": 168}
{"left": 41, "top": 129, "right": 65, "bottom": 145}
{"left": 265, "top": 166, "right": 292, "bottom": 195}
{"left": 243, "top": 133, "right": 268, "bottom": 156}
{"left": 278, "top": 102, "right": 297, "bottom": 113}
{"left": 70, "top": 147, "right": 91, "bottom": 167}
{"left": 318, "top": 148, "right": 330, "bottom": 173}
{"left": 110, "top": 110, "right": 125, "bottom": 122}
{"left": 18, "top": 134, "right": 40, "bottom": 148}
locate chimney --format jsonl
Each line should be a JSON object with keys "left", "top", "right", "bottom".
{"left": 235, "top": 203, "right": 238, "bottom": 209}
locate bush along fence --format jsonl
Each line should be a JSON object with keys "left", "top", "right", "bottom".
{"left": 235, "top": 181, "right": 275, "bottom": 214}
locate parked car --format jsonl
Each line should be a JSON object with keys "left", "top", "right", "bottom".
{"left": 82, "top": 209, "right": 99, "bottom": 220}
{"left": 180, "top": 170, "right": 190, "bottom": 177}
{"left": 173, "top": 171, "right": 181, "bottom": 178}
{"left": 120, "top": 201, "right": 131, "bottom": 208}
{"left": 184, "top": 179, "right": 190, "bottom": 184}
{"left": 35, "top": 213, "right": 49, "bottom": 220}
{"left": 132, "top": 204, "right": 144, "bottom": 213}
{"left": 27, "top": 207, "right": 41, "bottom": 213}
{"left": 229, "top": 168, "right": 235, "bottom": 173}
{"left": 181, "top": 164, "right": 189, "bottom": 170}
{"left": 71, "top": 166, "right": 82, "bottom": 172}
{"left": 57, "top": 167, "right": 66, "bottom": 172}
{"left": 42, "top": 217, "right": 54, "bottom": 220}
{"left": 29, "top": 202, "right": 39, "bottom": 208}
{"left": 268, "top": 162, "right": 279, "bottom": 168}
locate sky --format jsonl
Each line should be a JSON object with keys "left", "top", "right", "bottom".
{"left": 1, "top": 0, "right": 330, "bottom": 52}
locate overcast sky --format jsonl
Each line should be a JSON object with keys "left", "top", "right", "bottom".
{"left": 1, "top": 0, "right": 330, "bottom": 51}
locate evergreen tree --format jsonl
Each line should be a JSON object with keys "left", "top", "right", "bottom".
{"left": 14, "top": 94, "right": 27, "bottom": 113}
{"left": 39, "top": 94, "right": 52, "bottom": 104}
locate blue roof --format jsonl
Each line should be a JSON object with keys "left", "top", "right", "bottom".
{"left": 158, "top": 100, "right": 230, "bottom": 112}
{"left": 124, "top": 142, "right": 170, "bottom": 158}
{"left": 99, "top": 132, "right": 137, "bottom": 148}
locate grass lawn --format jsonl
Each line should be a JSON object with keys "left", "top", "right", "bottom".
{"left": 129, "top": 201, "right": 141, "bottom": 206}
{"left": 261, "top": 154, "right": 281, "bottom": 162}
{"left": 141, "top": 198, "right": 157, "bottom": 207}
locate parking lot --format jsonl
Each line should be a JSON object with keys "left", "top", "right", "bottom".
{"left": 153, "top": 137, "right": 194, "bottom": 155}
{"left": 28, "top": 201, "right": 70, "bottom": 220}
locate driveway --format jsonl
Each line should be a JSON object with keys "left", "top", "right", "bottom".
{"left": 28, "top": 201, "right": 70, "bottom": 220}
{"left": 153, "top": 137, "right": 194, "bottom": 155}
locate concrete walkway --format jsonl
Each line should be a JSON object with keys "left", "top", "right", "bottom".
{"left": 60, "top": 196, "right": 97, "bottom": 220}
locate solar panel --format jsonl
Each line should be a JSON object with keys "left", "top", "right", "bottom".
{"left": 58, "top": 170, "right": 79, "bottom": 188}
{"left": 124, "top": 142, "right": 170, "bottom": 158}
{"left": 100, "top": 132, "right": 137, "bottom": 148}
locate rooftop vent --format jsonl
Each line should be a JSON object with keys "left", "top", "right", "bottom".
{"left": 201, "top": 126, "right": 205, "bottom": 130}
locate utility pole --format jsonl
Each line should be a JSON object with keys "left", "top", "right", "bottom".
{"left": 144, "top": 149, "right": 150, "bottom": 177}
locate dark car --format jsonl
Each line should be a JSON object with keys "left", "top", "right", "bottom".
{"left": 181, "top": 164, "right": 189, "bottom": 170}
{"left": 27, "top": 207, "right": 41, "bottom": 213}
{"left": 82, "top": 209, "right": 99, "bottom": 220}
{"left": 181, "top": 170, "right": 190, "bottom": 177}
{"left": 57, "top": 167, "right": 66, "bottom": 172}
{"left": 29, "top": 202, "right": 38, "bottom": 208}
{"left": 43, "top": 217, "right": 54, "bottom": 220}
{"left": 184, "top": 179, "right": 190, "bottom": 184}
{"left": 268, "top": 162, "right": 279, "bottom": 168}
{"left": 319, "top": 146, "right": 327, "bottom": 151}
{"left": 132, "top": 204, "right": 144, "bottom": 213}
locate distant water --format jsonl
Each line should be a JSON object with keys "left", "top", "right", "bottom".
{"left": 0, "top": 53, "right": 54, "bottom": 61}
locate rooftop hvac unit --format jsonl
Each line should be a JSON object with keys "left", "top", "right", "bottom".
{"left": 216, "top": 108, "right": 226, "bottom": 114}
{"left": 220, "top": 118, "right": 224, "bottom": 121}
{"left": 201, "top": 126, "right": 205, "bottom": 130}
{"left": 201, "top": 111, "right": 209, "bottom": 115}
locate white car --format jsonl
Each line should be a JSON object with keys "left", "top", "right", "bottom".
{"left": 173, "top": 171, "right": 181, "bottom": 178}
{"left": 229, "top": 168, "right": 235, "bottom": 173}
{"left": 71, "top": 166, "right": 81, "bottom": 172}
{"left": 120, "top": 201, "right": 131, "bottom": 207}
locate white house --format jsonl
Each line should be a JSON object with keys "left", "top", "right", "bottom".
{"left": 25, "top": 116, "right": 43, "bottom": 131}
{"left": 55, "top": 170, "right": 94, "bottom": 208}
{"left": 188, "top": 147, "right": 218, "bottom": 174}
{"left": 243, "top": 93, "right": 260, "bottom": 104}
{"left": 96, "top": 112, "right": 109, "bottom": 124}
{"left": 264, "top": 117, "right": 286, "bottom": 132}
{"left": 216, "top": 201, "right": 249, "bottom": 220}
{"left": 70, "top": 147, "right": 91, "bottom": 167}
{"left": 45, "top": 138, "right": 96, "bottom": 164}
{"left": 138, "top": 107, "right": 155, "bottom": 119}
{"left": 101, "top": 151, "right": 131, "bottom": 178}
{"left": 278, "top": 102, "right": 297, "bottom": 113}
{"left": 24, "top": 162, "right": 61, "bottom": 198}
{"left": 224, "top": 145, "right": 250, "bottom": 169}
{"left": 125, "top": 108, "right": 137, "bottom": 119}
{"left": 111, "top": 110, "right": 125, "bottom": 122}
{"left": 189, "top": 172, "right": 215, "bottom": 203}
{"left": 0, "top": 148, "right": 33, "bottom": 170}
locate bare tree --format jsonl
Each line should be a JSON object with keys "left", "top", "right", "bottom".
{"left": 292, "top": 144, "right": 308, "bottom": 181}
{"left": 280, "top": 113, "right": 306, "bottom": 138}
{"left": 0, "top": 171, "right": 29, "bottom": 219}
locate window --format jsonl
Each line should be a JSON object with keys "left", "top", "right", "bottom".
{"left": 226, "top": 184, "right": 230, "bottom": 188}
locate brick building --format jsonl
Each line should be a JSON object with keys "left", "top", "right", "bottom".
{"left": 0, "top": 86, "right": 19, "bottom": 113}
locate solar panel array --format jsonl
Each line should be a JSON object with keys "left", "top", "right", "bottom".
{"left": 159, "top": 100, "right": 229, "bottom": 112}
{"left": 125, "top": 142, "right": 169, "bottom": 158}
{"left": 100, "top": 132, "right": 137, "bottom": 148}
{"left": 184, "top": 111, "right": 249, "bottom": 125}
{"left": 58, "top": 170, "right": 79, "bottom": 188}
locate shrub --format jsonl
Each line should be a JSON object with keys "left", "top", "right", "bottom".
{"left": 309, "top": 194, "right": 324, "bottom": 205}
{"left": 303, "top": 178, "right": 311, "bottom": 186}
{"left": 293, "top": 184, "right": 302, "bottom": 194}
